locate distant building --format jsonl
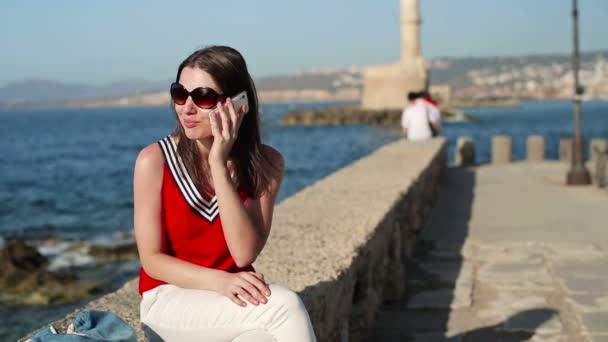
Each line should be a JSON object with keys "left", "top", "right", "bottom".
{"left": 361, "top": 0, "right": 427, "bottom": 110}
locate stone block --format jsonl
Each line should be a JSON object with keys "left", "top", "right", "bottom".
{"left": 527, "top": 135, "right": 546, "bottom": 161}
{"left": 551, "top": 257, "right": 608, "bottom": 279}
{"left": 580, "top": 312, "right": 608, "bottom": 333}
{"left": 586, "top": 335, "right": 608, "bottom": 342}
{"left": 590, "top": 138, "right": 608, "bottom": 163}
{"left": 561, "top": 276, "right": 608, "bottom": 294}
{"left": 567, "top": 294, "right": 608, "bottom": 313}
{"left": 476, "top": 242, "right": 545, "bottom": 265}
{"left": 492, "top": 135, "right": 512, "bottom": 164}
{"left": 478, "top": 262, "right": 555, "bottom": 291}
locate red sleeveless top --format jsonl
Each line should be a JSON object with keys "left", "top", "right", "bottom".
{"left": 138, "top": 136, "right": 255, "bottom": 295}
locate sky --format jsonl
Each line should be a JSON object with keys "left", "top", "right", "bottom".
{"left": 1, "top": 0, "right": 607, "bottom": 85}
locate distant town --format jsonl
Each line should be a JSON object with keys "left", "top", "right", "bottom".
{"left": 264, "top": 50, "right": 608, "bottom": 103}
{"left": 438, "top": 53, "right": 608, "bottom": 100}
{"left": 0, "top": 50, "right": 606, "bottom": 109}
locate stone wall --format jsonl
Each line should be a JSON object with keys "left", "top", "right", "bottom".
{"left": 23, "top": 138, "right": 447, "bottom": 342}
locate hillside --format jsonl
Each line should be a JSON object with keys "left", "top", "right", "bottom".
{"left": 1, "top": 50, "right": 607, "bottom": 108}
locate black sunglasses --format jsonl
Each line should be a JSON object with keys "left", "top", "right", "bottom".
{"left": 170, "top": 83, "right": 226, "bottom": 109}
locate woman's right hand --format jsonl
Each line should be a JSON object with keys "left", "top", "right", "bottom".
{"left": 218, "top": 271, "right": 271, "bottom": 307}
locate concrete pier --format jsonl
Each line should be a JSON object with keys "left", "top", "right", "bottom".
{"left": 371, "top": 162, "right": 608, "bottom": 341}
{"left": 22, "top": 135, "right": 607, "bottom": 341}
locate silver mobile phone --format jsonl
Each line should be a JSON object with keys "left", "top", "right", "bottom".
{"left": 211, "top": 91, "right": 249, "bottom": 115}
{"left": 231, "top": 91, "right": 249, "bottom": 115}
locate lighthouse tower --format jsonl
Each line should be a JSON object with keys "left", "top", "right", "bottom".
{"left": 361, "top": 0, "right": 427, "bottom": 110}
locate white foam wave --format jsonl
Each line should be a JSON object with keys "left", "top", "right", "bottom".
{"left": 37, "top": 241, "right": 72, "bottom": 256}
{"left": 48, "top": 251, "right": 96, "bottom": 271}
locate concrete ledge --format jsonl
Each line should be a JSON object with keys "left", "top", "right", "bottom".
{"left": 257, "top": 138, "right": 446, "bottom": 341}
{"left": 24, "top": 138, "right": 447, "bottom": 342}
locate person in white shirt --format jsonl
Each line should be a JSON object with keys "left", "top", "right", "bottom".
{"left": 420, "top": 90, "right": 442, "bottom": 127}
{"left": 401, "top": 91, "right": 441, "bottom": 141}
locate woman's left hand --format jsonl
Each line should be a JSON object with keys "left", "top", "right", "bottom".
{"left": 209, "top": 97, "right": 245, "bottom": 167}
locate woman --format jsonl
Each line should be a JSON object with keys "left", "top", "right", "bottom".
{"left": 134, "top": 46, "right": 316, "bottom": 342}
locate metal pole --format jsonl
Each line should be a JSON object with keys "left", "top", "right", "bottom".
{"left": 567, "top": 0, "right": 591, "bottom": 185}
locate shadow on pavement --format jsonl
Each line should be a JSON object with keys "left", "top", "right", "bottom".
{"left": 371, "top": 167, "right": 560, "bottom": 341}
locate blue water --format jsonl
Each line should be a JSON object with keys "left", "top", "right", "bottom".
{"left": 0, "top": 101, "right": 400, "bottom": 340}
{"left": 0, "top": 99, "right": 607, "bottom": 340}
{"left": 444, "top": 100, "right": 608, "bottom": 164}
{"left": 0, "top": 102, "right": 397, "bottom": 241}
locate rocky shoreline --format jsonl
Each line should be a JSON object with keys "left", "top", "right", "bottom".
{"left": 450, "top": 97, "right": 521, "bottom": 108}
{"left": 280, "top": 104, "right": 475, "bottom": 126}
{"left": 0, "top": 236, "right": 139, "bottom": 305}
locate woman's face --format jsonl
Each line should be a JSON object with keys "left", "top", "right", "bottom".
{"left": 175, "top": 67, "right": 222, "bottom": 140}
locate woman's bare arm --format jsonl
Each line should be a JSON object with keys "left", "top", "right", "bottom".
{"left": 211, "top": 145, "right": 285, "bottom": 267}
{"left": 133, "top": 143, "right": 228, "bottom": 291}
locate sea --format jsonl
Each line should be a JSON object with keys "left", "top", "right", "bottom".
{"left": 1, "top": 99, "right": 607, "bottom": 340}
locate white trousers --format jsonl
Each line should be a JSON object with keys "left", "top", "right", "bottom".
{"left": 140, "top": 284, "right": 317, "bottom": 342}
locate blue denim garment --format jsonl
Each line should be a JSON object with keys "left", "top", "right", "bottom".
{"left": 31, "top": 310, "right": 136, "bottom": 342}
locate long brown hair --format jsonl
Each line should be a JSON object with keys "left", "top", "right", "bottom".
{"left": 171, "top": 46, "right": 279, "bottom": 198}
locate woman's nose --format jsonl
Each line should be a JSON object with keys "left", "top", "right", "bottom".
{"left": 183, "top": 96, "right": 196, "bottom": 113}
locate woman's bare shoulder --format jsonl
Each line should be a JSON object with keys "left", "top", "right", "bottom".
{"left": 134, "top": 142, "right": 165, "bottom": 177}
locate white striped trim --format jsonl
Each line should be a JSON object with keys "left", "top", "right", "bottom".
{"left": 158, "top": 136, "right": 219, "bottom": 222}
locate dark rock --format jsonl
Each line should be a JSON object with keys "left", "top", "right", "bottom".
{"left": 1, "top": 240, "right": 48, "bottom": 275}
{"left": 89, "top": 241, "right": 138, "bottom": 261}
{"left": 0, "top": 241, "right": 99, "bottom": 305}
{"left": 0, "top": 241, "right": 61, "bottom": 291}
{"left": 280, "top": 105, "right": 473, "bottom": 126}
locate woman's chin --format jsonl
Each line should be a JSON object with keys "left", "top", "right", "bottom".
{"left": 184, "top": 128, "right": 212, "bottom": 140}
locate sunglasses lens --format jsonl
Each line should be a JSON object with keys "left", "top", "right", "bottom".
{"left": 170, "top": 83, "right": 188, "bottom": 105}
{"left": 191, "top": 88, "right": 219, "bottom": 109}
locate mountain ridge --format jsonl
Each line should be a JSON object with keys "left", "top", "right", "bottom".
{"left": 2, "top": 50, "right": 607, "bottom": 107}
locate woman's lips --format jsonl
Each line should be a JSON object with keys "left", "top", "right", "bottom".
{"left": 183, "top": 120, "right": 199, "bottom": 128}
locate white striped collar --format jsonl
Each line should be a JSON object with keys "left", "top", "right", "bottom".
{"left": 158, "top": 135, "right": 219, "bottom": 222}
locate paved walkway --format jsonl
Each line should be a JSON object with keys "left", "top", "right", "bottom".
{"left": 371, "top": 162, "right": 608, "bottom": 342}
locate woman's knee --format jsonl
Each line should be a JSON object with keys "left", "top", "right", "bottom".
{"left": 267, "top": 284, "right": 306, "bottom": 312}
